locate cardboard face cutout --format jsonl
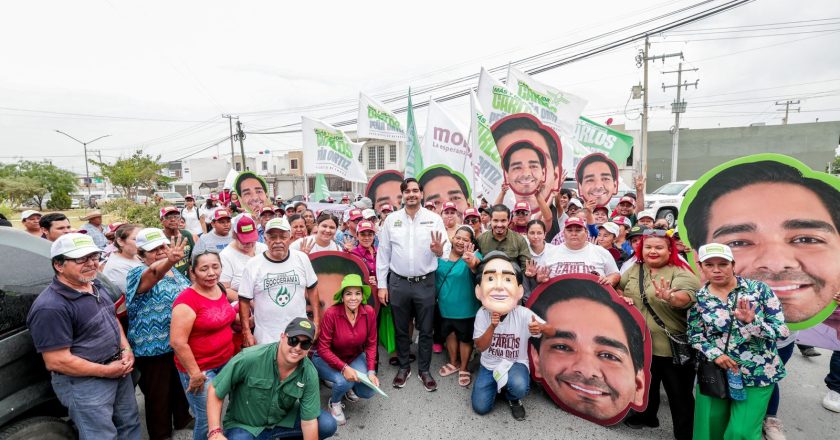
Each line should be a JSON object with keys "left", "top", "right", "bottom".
{"left": 474, "top": 256, "right": 524, "bottom": 314}
{"left": 309, "top": 251, "right": 376, "bottom": 318}
{"left": 526, "top": 274, "right": 652, "bottom": 426}
{"left": 680, "top": 154, "right": 840, "bottom": 332}
{"left": 575, "top": 153, "right": 619, "bottom": 207}
{"left": 365, "top": 170, "right": 404, "bottom": 213}
{"left": 491, "top": 113, "right": 562, "bottom": 206}
{"left": 417, "top": 165, "right": 470, "bottom": 214}
{"left": 234, "top": 171, "right": 270, "bottom": 216}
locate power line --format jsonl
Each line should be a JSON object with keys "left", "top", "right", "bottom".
{"left": 0, "top": 106, "right": 212, "bottom": 123}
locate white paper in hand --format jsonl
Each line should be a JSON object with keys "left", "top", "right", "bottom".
{"left": 492, "top": 359, "right": 514, "bottom": 392}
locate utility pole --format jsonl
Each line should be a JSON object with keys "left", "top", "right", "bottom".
{"left": 236, "top": 120, "right": 247, "bottom": 171}
{"left": 222, "top": 115, "right": 239, "bottom": 169}
{"left": 775, "top": 100, "right": 800, "bottom": 125}
{"left": 634, "top": 37, "right": 682, "bottom": 191}
{"left": 662, "top": 63, "right": 699, "bottom": 183}
{"left": 55, "top": 130, "right": 110, "bottom": 199}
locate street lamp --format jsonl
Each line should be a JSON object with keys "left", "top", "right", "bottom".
{"left": 54, "top": 130, "right": 111, "bottom": 199}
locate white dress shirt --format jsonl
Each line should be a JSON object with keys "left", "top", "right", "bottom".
{"left": 376, "top": 207, "right": 449, "bottom": 288}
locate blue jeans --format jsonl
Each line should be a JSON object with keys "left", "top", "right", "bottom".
{"left": 766, "top": 342, "right": 795, "bottom": 417}
{"left": 826, "top": 350, "right": 840, "bottom": 393}
{"left": 51, "top": 373, "right": 141, "bottom": 440}
{"left": 312, "top": 353, "right": 376, "bottom": 403}
{"left": 178, "top": 366, "right": 224, "bottom": 440}
{"left": 471, "top": 363, "right": 530, "bottom": 415}
{"left": 225, "top": 409, "right": 337, "bottom": 439}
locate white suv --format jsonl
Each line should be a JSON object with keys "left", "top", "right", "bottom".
{"left": 643, "top": 180, "right": 696, "bottom": 227}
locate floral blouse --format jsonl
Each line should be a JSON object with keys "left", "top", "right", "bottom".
{"left": 125, "top": 265, "right": 191, "bottom": 357}
{"left": 687, "top": 276, "right": 790, "bottom": 387}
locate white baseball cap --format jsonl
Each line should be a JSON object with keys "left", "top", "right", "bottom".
{"left": 362, "top": 208, "right": 377, "bottom": 219}
{"left": 698, "top": 243, "right": 735, "bottom": 262}
{"left": 264, "top": 217, "right": 291, "bottom": 233}
{"left": 598, "top": 222, "right": 620, "bottom": 237}
{"left": 637, "top": 210, "right": 655, "bottom": 221}
{"left": 50, "top": 233, "right": 101, "bottom": 258}
{"left": 568, "top": 198, "right": 583, "bottom": 209}
{"left": 136, "top": 228, "right": 169, "bottom": 251}
{"left": 21, "top": 210, "right": 41, "bottom": 221}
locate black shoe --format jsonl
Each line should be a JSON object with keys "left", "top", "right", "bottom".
{"left": 801, "top": 347, "right": 822, "bottom": 357}
{"left": 624, "top": 414, "right": 659, "bottom": 429}
{"left": 509, "top": 399, "right": 526, "bottom": 420}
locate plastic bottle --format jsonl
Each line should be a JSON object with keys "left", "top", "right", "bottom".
{"left": 727, "top": 368, "right": 747, "bottom": 401}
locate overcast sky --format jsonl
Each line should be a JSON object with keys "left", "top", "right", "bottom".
{"left": 2, "top": 0, "right": 839, "bottom": 174}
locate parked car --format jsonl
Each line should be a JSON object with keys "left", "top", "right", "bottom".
{"left": 95, "top": 193, "right": 122, "bottom": 208}
{"left": 643, "top": 180, "right": 697, "bottom": 227}
{"left": 154, "top": 191, "right": 185, "bottom": 208}
{"left": 69, "top": 198, "right": 80, "bottom": 209}
{"left": 0, "top": 229, "right": 76, "bottom": 439}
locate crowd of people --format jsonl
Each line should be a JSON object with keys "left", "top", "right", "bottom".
{"left": 13, "top": 174, "right": 840, "bottom": 440}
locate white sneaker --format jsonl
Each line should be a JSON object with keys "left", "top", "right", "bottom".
{"left": 345, "top": 389, "right": 360, "bottom": 402}
{"left": 823, "top": 390, "right": 840, "bottom": 412}
{"left": 762, "top": 416, "right": 786, "bottom": 440}
{"left": 329, "top": 400, "right": 346, "bottom": 425}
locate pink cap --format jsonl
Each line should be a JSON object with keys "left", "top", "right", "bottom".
{"left": 618, "top": 196, "right": 636, "bottom": 207}
{"left": 357, "top": 220, "right": 376, "bottom": 233}
{"left": 212, "top": 209, "right": 231, "bottom": 221}
{"left": 232, "top": 214, "right": 259, "bottom": 243}
{"left": 159, "top": 206, "right": 179, "bottom": 219}
{"left": 513, "top": 201, "right": 530, "bottom": 213}
{"left": 564, "top": 217, "right": 586, "bottom": 229}
{"left": 442, "top": 201, "right": 457, "bottom": 212}
{"left": 348, "top": 209, "right": 363, "bottom": 221}
{"left": 464, "top": 208, "right": 479, "bottom": 219}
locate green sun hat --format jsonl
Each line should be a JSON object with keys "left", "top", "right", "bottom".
{"left": 333, "top": 274, "right": 372, "bottom": 305}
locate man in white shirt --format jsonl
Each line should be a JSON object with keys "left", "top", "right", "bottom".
{"left": 377, "top": 178, "right": 448, "bottom": 391}
{"left": 238, "top": 217, "right": 320, "bottom": 346}
{"left": 541, "top": 217, "right": 620, "bottom": 286}
{"left": 220, "top": 214, "right": 268, "bottom": 291}
{"left": 21, "top": 210, "right": 43, "bottom": 238}
{"left": 193, "top": 209, "right": 233, "bottom": 254}
{"left": 180, "top": 195, "right": 205, "bottom": 235}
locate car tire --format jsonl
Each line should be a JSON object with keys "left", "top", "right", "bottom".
{"left": 657, "top": 208, "right": 677, "bottom": 228}
{"left": 0, "top": 416, "right": 75, "bottom": 440}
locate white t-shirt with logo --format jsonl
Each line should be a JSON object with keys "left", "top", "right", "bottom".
{"left": 473, "top": 306, "right": 545, "bottom": 371}
{"left": 542, "top": 243, "right": 619, "bottom": 278}
{"left": 238, "top": 249, "right": 317, "bottom": 344}
{"left": 220, "top": 242, "right": 268, "bottom": 290}
{"left": 289, "top": 237, "right": 339, "bottom": 253}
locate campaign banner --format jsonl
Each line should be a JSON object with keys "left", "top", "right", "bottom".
{"left": 477, "top": 66, "right": 537, "bottom": 126}
{"left": 301, "top": 117, "right": 367, "bottom": 183}
{"left": 506, "top": 66, "right": 587, "bottom": 142}
{"left": 575, "top": 116, "right": 633, "bottom": 165}
{"left": 357, "top": 92, "right": 406, "bottom": 142}
{"left": 470, "top": 91, "right": 502, "bottom": 203}
{"left": 418, "top": 100, "right": 476, "bottom": 211}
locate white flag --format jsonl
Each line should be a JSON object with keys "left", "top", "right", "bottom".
{"left": 302, "top": 117, "right": 367, "bottom": 183}
{"left": 356, "top": 92, "right": 406, "bottom": 141}
{"left": 470, "top": 91, "right": 502, "bottom": 203}
{"left": 419, "top": 100, "right": 477, "bottom": 201}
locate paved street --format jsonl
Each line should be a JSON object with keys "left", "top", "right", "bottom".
{"left": 141, "top": 344, "right": 837, "bottom": 439}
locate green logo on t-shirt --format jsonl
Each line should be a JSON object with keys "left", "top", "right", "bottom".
{"left": 264, "top": 271, "right": 299, "bottom": 307}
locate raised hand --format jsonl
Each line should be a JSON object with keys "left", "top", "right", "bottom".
{"left": 500, "top": 183, "right": 510, "bottom": 195}
{"left": 462, "top": 242, "right": 477, "bottom": 265}
{"left": 653, "top": 276, "right": 675, "bottom": 302}
{"left": 430, "top": 231, "right": 445, "bottom": 257}
{"left": 524, "top": 259, "right": 537, "bottom": 278}
{"left": 300, "top": 238, "right": 316, "bottom": 255}
{"left": 584, "top": 198, "right": 597, "bottom": 212}
{"left": 733, "top": 298, "right": 756, "bottom": 324}
{"left": 588, "top": 236, "right": 598, "bottom": 245}
{"left": 490, "top": 312, "right": 501, "bottom": 326}
{"left": 167, "top": 235, "right": 186, "bottom": 264}
{"left": 536, "top": 265, "right": 549, "bottom": 284}
{"left": 528, "top": 315, "right": 543, "bottom": 336}
{"left": 634, "top": 174, "right": 646, "bottom": 191}
{"left": 342, "top": 235, "right": 355, "bottom": 252}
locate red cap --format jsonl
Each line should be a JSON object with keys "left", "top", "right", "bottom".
{"left": 380, "top": 203, "right": 393, "bottom": 213}
{"left": 212, "top": 209, "right": 231, "bottom": 221}
{"left": 464, "top": 207, "right": 479, "bottom": 219}
{"left": 357, "top": 220, "right": 376, "bottom": 233}
{"left": 184, "top": 194, "right": 194, "bottom": 200}
{"left": 159, "top": 206, "right": 179, "bottom": 219}
{"left": 564, "top": 217, "right": 586, "bottom": 229}
{"left": 232, "top": 214, "right": 259, "bottom": 243}
{"left": 618, "top": 196, "right": 636, "bottom": 207}
{"left": 107, "top": 222, "right": 126, "bottom": 234}
{"left": 260, "top": 206, "right": 275, "bottom": 216}
{"left": 593, "top": 205, "right": 609, "bottom": 213}
{"left": 612, "top": 215, "right": 630, "bottom": 227}
{"left": 348, "top": 209, "right": 363, "bottom": 221}
{"left": 513, "top": 201, "right": 530, "bottom": 213}
{"left": 442, "top": 201, "right": 457, "bottom": 212}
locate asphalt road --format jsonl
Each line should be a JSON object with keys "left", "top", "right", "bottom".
{"left": 140, "top": 345, "right": 837, "bottom": 440}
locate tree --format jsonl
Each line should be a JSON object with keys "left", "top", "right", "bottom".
{"left": 0, "top": 176, "right": 45, "bottom": 209}
{"left": 91, "top": 150, "right": 173, "bottom": 199}
{"left": 16, "top": 161, "right": 77, "bottom": 210}
{"left": 827, "top": 156, "right": 840, "bottom": 175}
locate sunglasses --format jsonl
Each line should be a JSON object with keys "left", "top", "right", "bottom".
{"left": 465, "top": 217, "right": 480, "bottom": 224}
{"left": 514, "top": 211, "right": 530, "bottom": 217}
{"left": 643, "top": 229, "right": 669, "bottom": 237}
{"left": 68, "top": 253, "right": 102, "bottom": 265}
{"left": 286, "top": 335, "right": 313, "bottom": 350}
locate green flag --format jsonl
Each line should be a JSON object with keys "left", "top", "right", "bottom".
{"left": 312, "top": 173, "right": 330, "bottom": 201}
{"left": 404, "top": 88, "right": 423, "bottom": 178}
{"left": 575, "top": 116, "right": 634, "bottom": 164}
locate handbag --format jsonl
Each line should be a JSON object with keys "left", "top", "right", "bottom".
{"left": 696, "top": 289, "right": 739, "bottom": 399}
{"left": 638, "top": 264, "right": 695, "bottom": 366}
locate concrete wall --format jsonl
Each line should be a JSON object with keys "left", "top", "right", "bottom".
{"left": 644, "top": 121, "right": 840, "bottom": 187}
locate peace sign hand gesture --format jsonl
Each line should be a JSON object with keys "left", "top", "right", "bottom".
{"left": 734, "top": 298, "right": 756, "bottom": 324}
{"left": 167, "top": 235, "right": 186, "bottom": 264}
{"left": 430, "top": 231, "right": 445, "bottom": 257}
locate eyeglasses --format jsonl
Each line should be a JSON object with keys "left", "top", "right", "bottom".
{"left": 68, "top": 253, "right": 102, "bottom": 265}
{"left": 465, "top": 217, "right": 480, "bottom": 224}
{"left": 514, "top": 211, "right": 529, "bottom": 217}
{"left": 643, "top": 229, "right": 669, "bottom": 237}
{"left": 286, "top": 335, "right": 313, "bottom": 350}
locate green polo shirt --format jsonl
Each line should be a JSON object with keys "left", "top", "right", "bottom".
{"left": 212, "top": 342, "right": 320, "bottom": 437}
{"left": 476, "top": 229, "right": 531, "bottom": 271}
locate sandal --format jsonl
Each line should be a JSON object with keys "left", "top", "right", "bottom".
{"left": 438, "top": 363, "right": 458, "bottom": 377}
{"left": 458, "top": 371, "right": 471, "bottom": 387}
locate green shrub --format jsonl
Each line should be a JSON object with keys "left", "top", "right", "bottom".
{"left": 103, "top": 199, "right": 165, "bottom": 228}
{"left": 46, "top": 192, "right": 72, "bottom": 210}
{"left": 0, "top": 204, "right": 12, "bottom": 221}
